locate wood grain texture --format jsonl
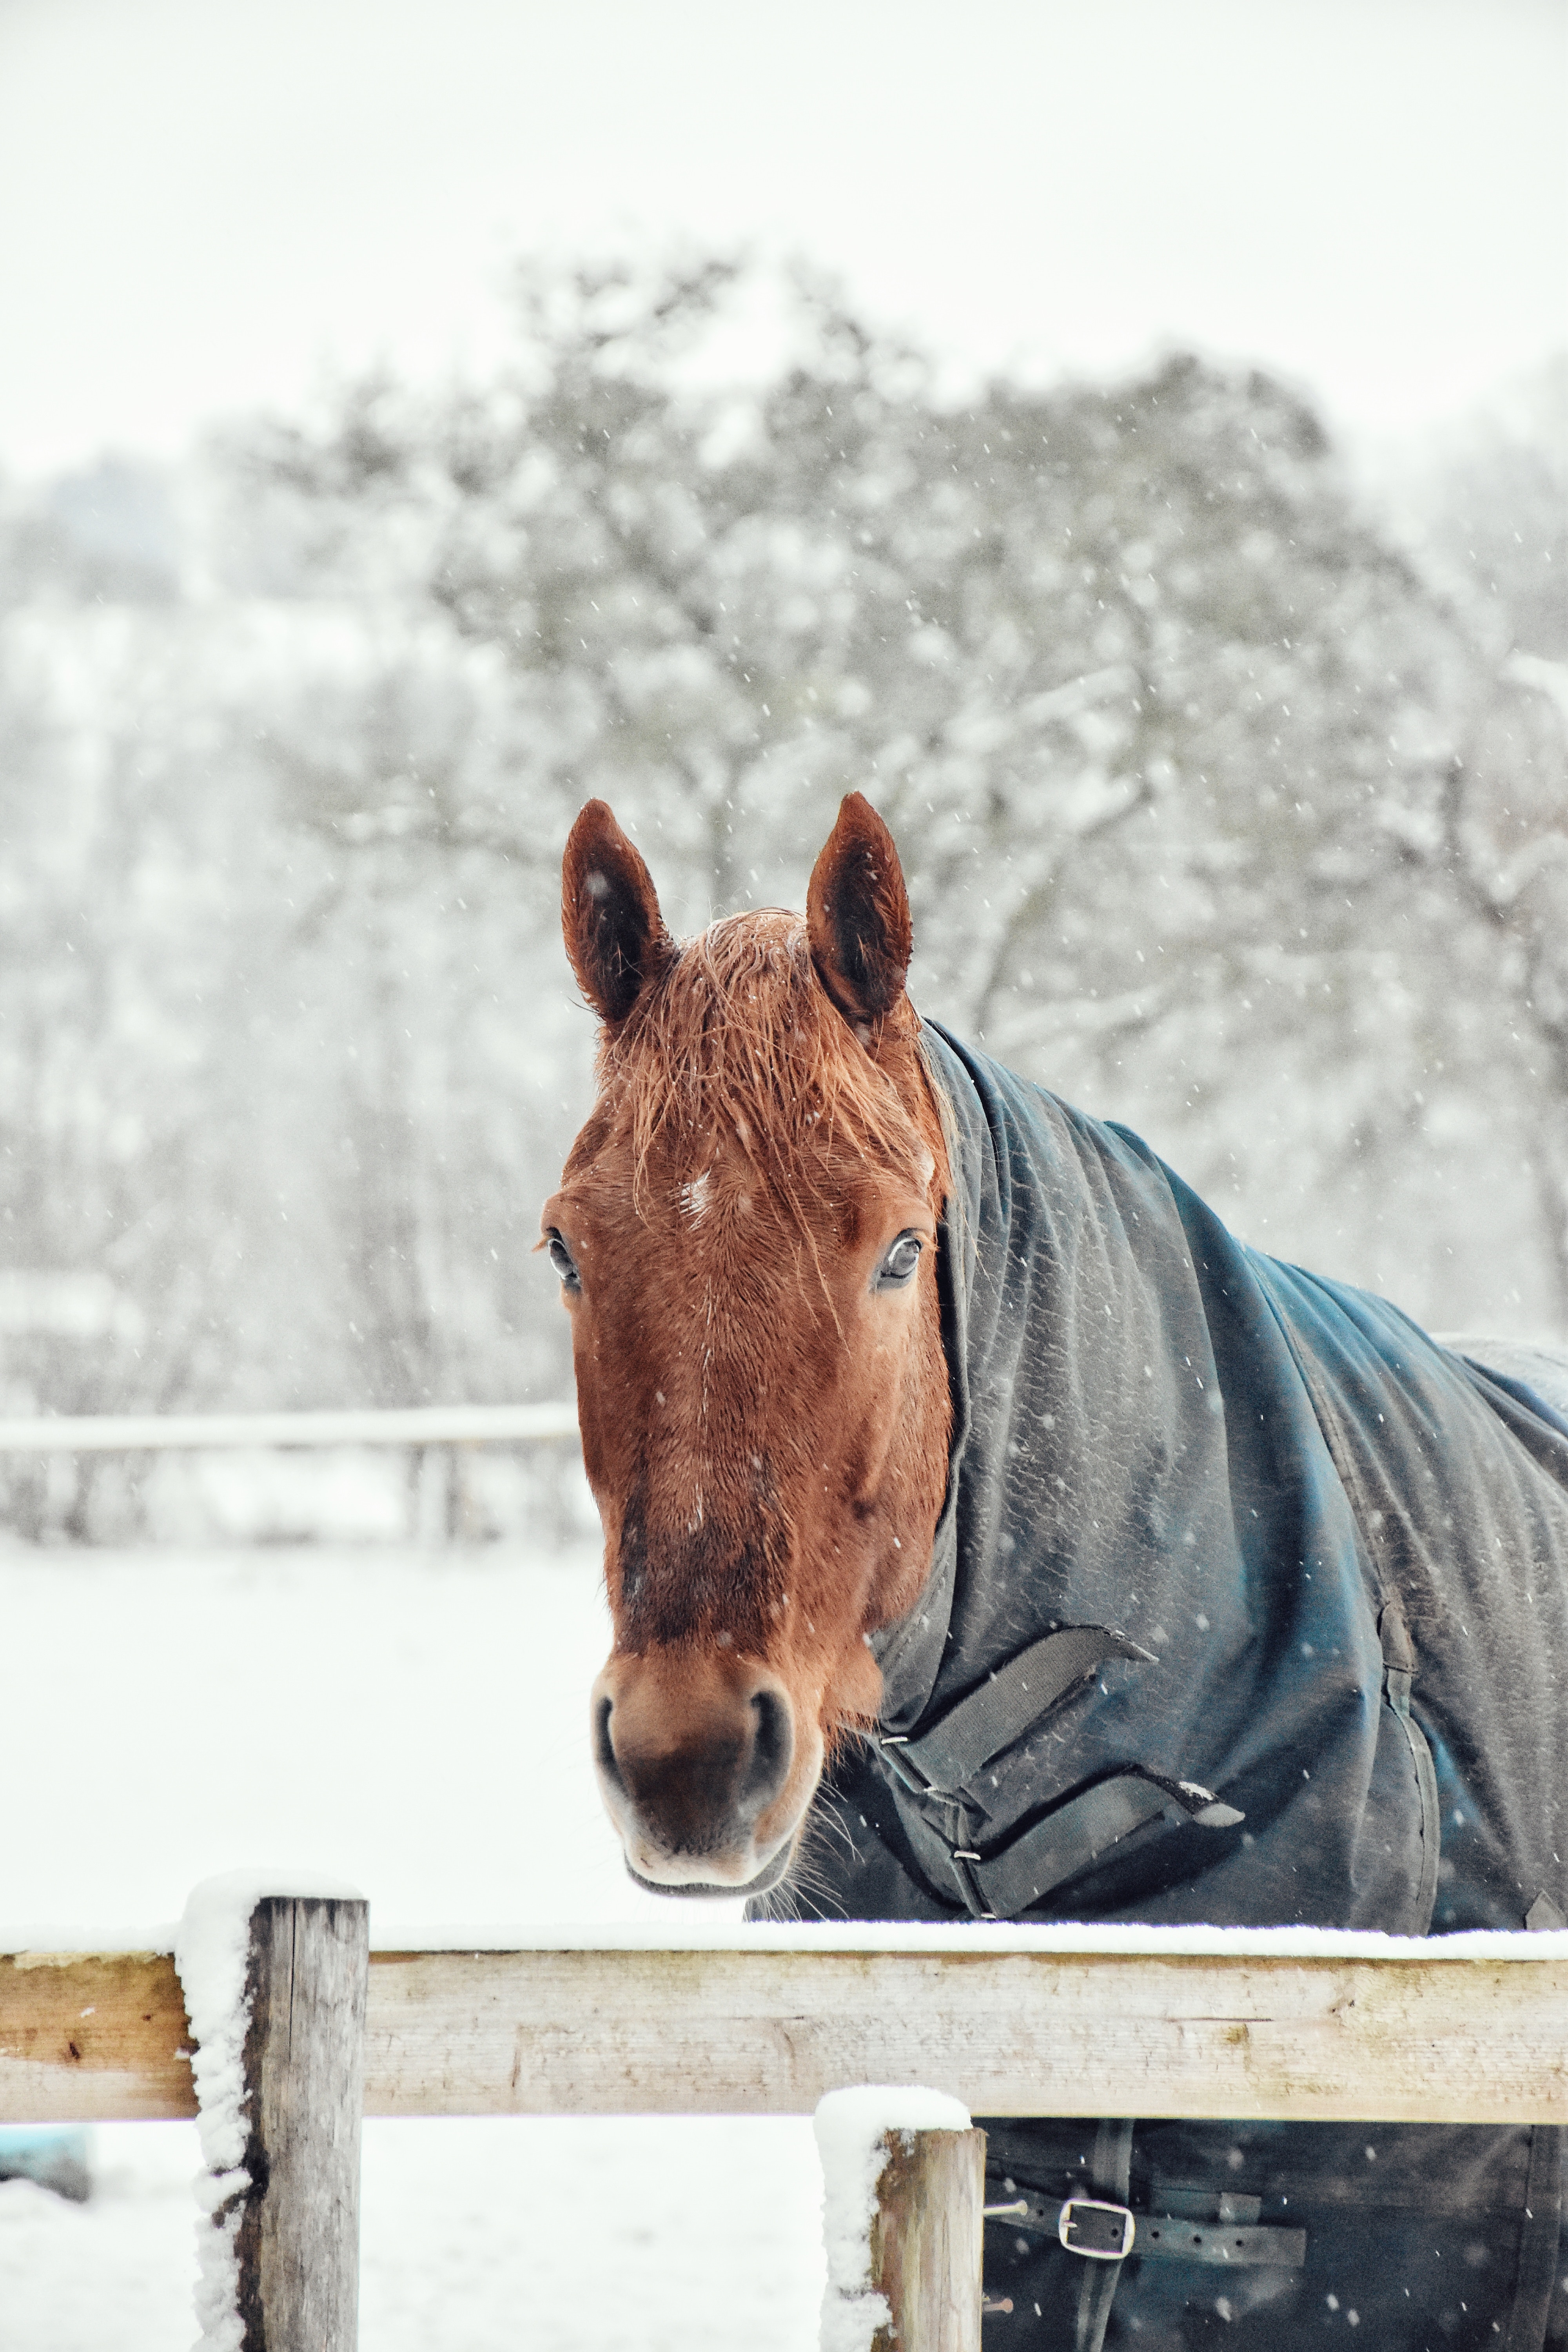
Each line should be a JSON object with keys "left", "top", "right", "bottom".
{"left": 0, "top": 1951, "right": 194, "bottom": 2120}
{"left": 359, "top": 1947, "right": 1568, "bottom": 2124}
{"left": 5, "top": 1944, "right": 1568, "bottom": 2124}
{"left": 866, "top": 2127, "right": 984, "bottom": 2352}
{"left": 224, "top": 1896, "right": 368, "bottom": 2352}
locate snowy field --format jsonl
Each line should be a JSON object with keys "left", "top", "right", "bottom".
{"left": 0, "top": 1542, "right": 826, "bottom": 2350}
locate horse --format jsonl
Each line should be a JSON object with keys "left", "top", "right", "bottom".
{"left": 545, "top": 791, "right": 1568, "bottom": 2346}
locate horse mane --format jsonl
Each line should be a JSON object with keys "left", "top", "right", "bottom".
{"left": 596, "top": 910, "right": 933, "bottom": 1210}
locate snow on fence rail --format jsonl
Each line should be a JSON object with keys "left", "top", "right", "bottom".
{"left": 7, "top": 1907, "right": 1568, "bottom": 2350}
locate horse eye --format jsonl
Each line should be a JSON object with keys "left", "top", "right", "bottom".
{"left": 546, "top": 1230, "right": 581, "bottom": 1292}
{"left": 876, "top": 1231, "right": 924, "bottom": 1289}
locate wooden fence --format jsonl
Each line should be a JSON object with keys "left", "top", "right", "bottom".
{"left": 4, "top": 1911, "right": 1567, "bottom": 2348}
{"left": 0, "top": 1402, "right": 580, "bottom": 1543}
{"left": 0, "top": 1404, "right": 579, "bottom": 1454}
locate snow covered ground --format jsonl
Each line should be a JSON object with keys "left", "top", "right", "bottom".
{"left": 0, "top": 1542, "right": 826, "bottom": 2350}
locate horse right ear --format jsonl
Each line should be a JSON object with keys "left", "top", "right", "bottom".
{"left": 562, "top": 801, "right": 676, "bottom": 1025}
{"left": 806, "top": 792, "right": 914, "bottom": 1040}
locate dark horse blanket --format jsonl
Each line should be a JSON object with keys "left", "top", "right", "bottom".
{"left": 766, "top": 1024, "right": 1568, "bottom": 2347}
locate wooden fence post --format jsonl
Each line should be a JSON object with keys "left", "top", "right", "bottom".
{"left": 865, "top": 2126, "right": 987, "bottom": 2352}
{"left": 817, "top": 2091, "right": 985, "bottom": 2352}
{"left": 221, "top": 1894, "right": 368, "bottom": 2352}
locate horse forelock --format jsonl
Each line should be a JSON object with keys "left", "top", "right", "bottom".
{"left": 591, "top": 910, "right": 936, "bottom": 1212}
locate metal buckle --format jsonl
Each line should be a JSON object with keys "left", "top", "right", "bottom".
{"left": 1058, "top": 2197, "right": 1136, "bottom": 2261}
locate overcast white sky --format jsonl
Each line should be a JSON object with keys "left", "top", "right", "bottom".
{"left": 0, "top": 0, "right": 1563, "bottom": 478}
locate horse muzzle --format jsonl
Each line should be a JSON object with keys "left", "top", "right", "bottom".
{"left": 591, "top": 1650, "right": 812, "bottom": 1897}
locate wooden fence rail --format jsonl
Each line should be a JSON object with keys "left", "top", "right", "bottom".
{"left": 6, "top": 1934, "right": 1568, "bottom": 2127}
{"left": 0, "top": 1403, "right": 579, "bottom": 1453}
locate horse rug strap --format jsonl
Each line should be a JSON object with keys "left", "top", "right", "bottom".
{"left": 1076, "top": 2120, "right": 1132, "bottom": 2352}
{"left": 979, "top": 2115, "right": 1560, "bottom": 2348}
{"left": 878, "top": 1625, "right": 1158, "bottom": 1795}
{"left": 878, "top": 1625, "right": 1244, "bottom": 1920}
{"left": 990, "top": 2178, "right": 1308, "bottom": 2271}
{"left": 1055, "top": 2118, "right": 1310, "bottom": 2352}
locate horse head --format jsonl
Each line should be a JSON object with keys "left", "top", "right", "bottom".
{"left": 543, "top": 793, "right": 952, "bottom": 1898}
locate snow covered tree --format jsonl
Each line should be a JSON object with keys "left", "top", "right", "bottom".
{"left": 237, "top": 258, "right": 1568, "bottom": 1333}
{"left": 0, "top": 254, "right": 1561, "bottom": 1475}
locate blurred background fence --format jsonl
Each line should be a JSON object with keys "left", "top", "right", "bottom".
{"left": 0, "top": 1405, "right": 586, "bottom": 1546}
{"left": 1, "top": 258, "right": 1563, "bottom": 1543}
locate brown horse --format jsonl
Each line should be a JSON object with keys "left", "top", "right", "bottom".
{"left": 547, "top": 789, "right": 1568, "bottom": 1943}
{"left": 548, "top": 797, "right": 1568, "bottom": 2341}
{"left": 543, "top": 791, "right": 952, "bottom": 1895}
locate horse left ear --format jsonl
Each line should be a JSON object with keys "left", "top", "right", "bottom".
{"left": 806, "top": 792, "right": 914, "bottom": 1037}
{"left": 563, "top": 800, "right": 677, "bottom": 1025}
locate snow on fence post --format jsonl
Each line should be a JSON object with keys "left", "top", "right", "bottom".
{"left": 177, "top": 1875, "right": 368, "bottom": 2352}
{"left": 815, "top": 2088, "right": 986, "bottom": 2352}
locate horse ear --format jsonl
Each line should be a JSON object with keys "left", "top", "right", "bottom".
{"left": 806, "top": 792, "right": 914, "bottom": 1035}
{"left": 562, "top": 800, "right": 676, "bottom": 1025}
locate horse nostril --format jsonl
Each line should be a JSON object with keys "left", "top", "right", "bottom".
{"left": 740, "top": 1686, "right": 793, "bottom": 1816}
{"left": 593, "top": 1694, "right": 624, "bottom": 1794}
